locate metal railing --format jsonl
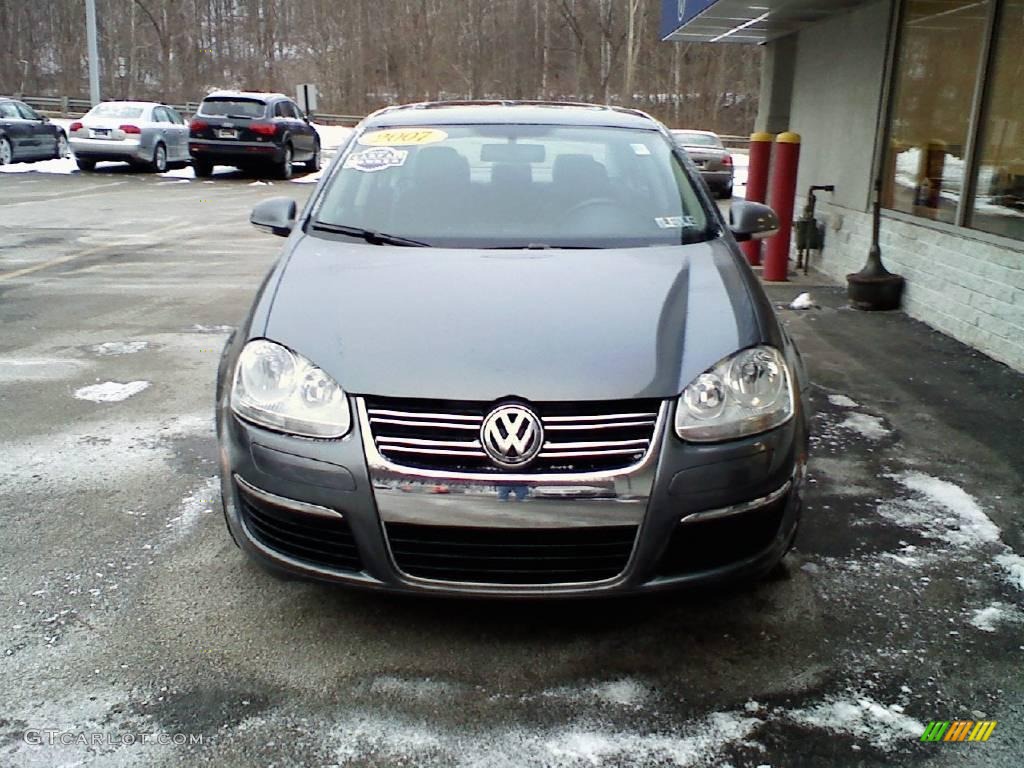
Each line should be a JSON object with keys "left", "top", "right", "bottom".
{"left": 14, "top": 95, "right": 363, "bottom": 125}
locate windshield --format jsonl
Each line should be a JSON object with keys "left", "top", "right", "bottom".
{"left": 312, "top": 124, "right": 711, "bottom": 249}
{"left": 673, "top": 131, "right": 722, "bottom": 148}
{"left": 199, "top": 98, "right": 266, "bottom": 118}
{"left": 89, "top": 104, "right": 144, "bottom": 119}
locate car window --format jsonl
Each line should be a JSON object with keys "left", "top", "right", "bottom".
{"left": 292, "top": 103, "right": 306, "bottom": 121}
{"left": 88, "top": 104, "right": 145, "bottom": 119}
{"left": 673, "top": 132, "right": 722, "bottom": 148}
{"left": 152, "top": 107, "right": 168, "bottom": 123}
{"left": 199, "top": 99, "right": 266, "bottom": 118}
{"left": 313, "top": 124, "right": 711, "bottom": 249}
{"left": 15, "top": 102, "right": 41, "bottom": 120}
{"left": 167, "top": 108, "right": 185, "bottom": 125}
{"left": 0, "top": 102, "right": 20, "bottom": 119}
{"left": 275, "top": 102, "right": 297, "bottom": 119}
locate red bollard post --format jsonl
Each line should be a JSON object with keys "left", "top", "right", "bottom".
{"left": 763, "top": 132, "right": 801, "bottom": 282}
{"left": 740, "top": 131, "right": 772, "bottom": 266}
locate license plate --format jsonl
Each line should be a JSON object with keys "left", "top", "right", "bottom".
{"left": 91, "top": 129, "right": 110, "bottom": 139}
{"left": 693, "top": 159, "right": 706, "bottom": 167}
{"left": 216, "top": 128, "right": 238, "bottom": 139}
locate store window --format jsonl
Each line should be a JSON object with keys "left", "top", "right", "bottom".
{"left": 882, "top": 0, "right": 991, "bottom": 224}
{"left": 969, "top": 0, "right": 1024, "bottom": 240}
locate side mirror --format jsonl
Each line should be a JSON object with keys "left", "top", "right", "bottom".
{"left": 729, "top": 200, "right": 779, "bottom": 242}
{"left": 250, "top": 197, "right": 297, "bottom": 237}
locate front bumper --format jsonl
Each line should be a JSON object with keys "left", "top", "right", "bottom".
{"left": 218, "top": 395, "right": 806, "bottom": 597}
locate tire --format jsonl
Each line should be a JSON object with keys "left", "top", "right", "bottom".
{"left": 277, "top": 143, "right": 293, "bottom": 180}
{"left": 150, "top": 142, "right": 168, "bottom": 173}
{"left": 55, "top": 132, "right": 69, "bottom": 160}
{"left": 0, "top": 136, "right": 12, "bottom": 165}
{"left": 76, "top": 158, "right": 96, "bottom": 172}
{"left": 718, "top": 185, "right": 733, "bottom": 200}
{"left": 193, "top": 159, "right": 213, "bottom": 178}
{"left": 303, "top": 140, "right": 321, "bottom": 173}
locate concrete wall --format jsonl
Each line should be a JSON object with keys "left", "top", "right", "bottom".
{"left": 787, "top": 0, "right": 892, "bottom": 212}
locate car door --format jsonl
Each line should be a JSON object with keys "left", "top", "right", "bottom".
{"left": 15, "top": 101, "right": 55, "bottom": 158}
{"left": 276, "top": 100, "right": 311, "bottom": 158}
{"left": 0, "top": 101, "right": 32, "bottom": 160}
{"left": 164, "top": 107, "right": 190, "bottom": 162}
{"left": 151, "top": 107, "right": 176, "bottom": 160}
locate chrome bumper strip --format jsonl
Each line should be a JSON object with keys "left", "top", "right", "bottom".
{"left": 679, "top": 479, "right": 792, "bottom": 525}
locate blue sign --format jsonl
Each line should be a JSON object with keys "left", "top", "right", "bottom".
{"left": 660, "top": 0, "right": 720, "bottom": 38}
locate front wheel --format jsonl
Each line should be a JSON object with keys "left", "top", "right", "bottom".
{"left": 303, "top": 140, "right": 321, "bottom": 173}
{"left": 150, "top": 142, "right": 168, "bottom": 173}
{"left": 192, "top": 159, "right": 213, "bottom": 178}
{"left": 55, "top": 132, "right": 70, "bottom": 159}
{"left": 76, "top": 158, "right": 96, "bottom": 172}
{"left": 718, "top": 185, "right": 734, "bottom": 200}
{"left": 277, "top": 143, "right": 293, "bottom": 180}
{"left": 0, "top": 137, "right": 13, "bottom": 165}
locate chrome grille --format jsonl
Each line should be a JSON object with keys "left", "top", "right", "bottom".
{"left": 362, "top": 397, "right": 662, "bottom": 474}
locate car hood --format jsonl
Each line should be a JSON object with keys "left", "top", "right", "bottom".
{"left": 260, "top": 235, "right": 765, "bottom": 401}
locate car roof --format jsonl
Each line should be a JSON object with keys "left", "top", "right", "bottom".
{"left": 672, "top": 129, "right": 720, "bottom": 137}
{"left": 363, "top": 101, "right": 661, "bottom": 130}
{"left": 91, "top": 101, "right": 160, "bottom": 109}
{"left": 203, "top": 90, "right": 287, "bottom": 102}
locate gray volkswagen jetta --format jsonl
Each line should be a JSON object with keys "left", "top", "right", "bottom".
{"left": 215, "top": 101, "right": 809, "bottom": 597}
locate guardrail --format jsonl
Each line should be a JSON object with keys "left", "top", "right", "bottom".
{"left": 15, "top": 95, "right": 363, "bottom": 125}
{"left": 15, "top": 95, "right": 750, "bottom": 138}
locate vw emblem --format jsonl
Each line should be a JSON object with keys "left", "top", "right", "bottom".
{"left": 480, "top": 404, "right": 544, "bottom": 469}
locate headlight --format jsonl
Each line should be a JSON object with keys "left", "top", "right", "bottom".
{"left": 675, "top": 346, "right": 793, "bottom": 442}
{"left": 231, "top": 339, "right": 351, "bottom": 438}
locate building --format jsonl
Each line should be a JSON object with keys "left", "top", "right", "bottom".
{"left": 662, "top": 0, "right": 1024, "bottom": 371}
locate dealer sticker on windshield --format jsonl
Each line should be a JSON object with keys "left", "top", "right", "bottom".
{"left": 343, "top": 147, "right": 409, "bottom": 173}
{"left": 359, "top": 128, "right": 448, "bottom": 147}
{"left": 655, "top": 215, "right": 697, "bottom": 229}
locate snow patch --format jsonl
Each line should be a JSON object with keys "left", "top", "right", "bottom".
{"left": 994, "top": 552, "right": 1024, "bottom": 591}
{"left": 827, "top": 394, "right": 859, "bottom": 408}
{"left": 789, "top": 292, "right": 816, "bottom": 310}
{"left": 0, "top": 157, "right": 78, "bottom": 175}
{"left": 787, "top": 695, "right": 923, "bottom": 751}
{"left": 189, "top": 324, "right": 234, "bottom": 334}
{"left": 884, "top": 472, "right": 1001, "bottom": 547}
{"left": 969, "top": 602, "right": 1022, "bottom": 632}
{"left": 73, "top": 380, "right": 150, "bottom": 403}
{"left": 165, "top": 476, "right": 220, "bottom": 542}
{"left": 89, "top": 341, "right": 149, "bottom": 356}
{"left": 838, "top": 412, "right": 890, "bottom": 440}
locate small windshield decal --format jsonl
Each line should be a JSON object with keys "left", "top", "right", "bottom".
{"left": 655, "top": 215, "right": 697, "bottom": 229}
{"left": 343, "top": 147, "right": 409, "bottom": 172}
{"left": 359, "top": 128, "right": 448, "bottom": 147}
{"left": 631, "top": 143, "right": 652, "bottom": 156}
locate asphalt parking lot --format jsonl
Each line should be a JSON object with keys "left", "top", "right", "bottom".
{"left": 1, "top": 167, "right": 1022, "bottom": 768}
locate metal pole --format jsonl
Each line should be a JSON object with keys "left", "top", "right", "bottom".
{"left": 86, "top": 0, "right": 101, "bottom": 105}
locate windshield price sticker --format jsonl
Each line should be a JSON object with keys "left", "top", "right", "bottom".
{"left": 343, "top": 147, "right": 409, "bottom": 173}
{"left": 358, "top": 128, "right": 449, "bottom": 147}
{"left": 655, "top": 215, "right": 697, "bottom": 229}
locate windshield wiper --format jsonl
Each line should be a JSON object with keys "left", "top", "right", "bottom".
{"left": 310, "top": 223, "right": 431, "bottom": 247}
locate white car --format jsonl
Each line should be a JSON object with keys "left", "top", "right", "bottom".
{"left": 68, "top": 101, "right": 190, "bottom": 173}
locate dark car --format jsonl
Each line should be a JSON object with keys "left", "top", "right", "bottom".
{"left": 188, "top": 91, "right": 320, "bottom": 179}
{"left": 0, "top": 98, "right": 69, "bottom": 166}
{"left": 671, "top": 129, "right": 734, "bottom": 199}
{"left": 215, "top": 101, "right": 808, "bottom": 597}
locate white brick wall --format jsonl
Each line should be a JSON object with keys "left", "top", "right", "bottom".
{"left": 806, "top": 201, "right": 1024, "bottom": 372}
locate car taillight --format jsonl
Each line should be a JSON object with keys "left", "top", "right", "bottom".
{"left": 190, "top": 119, "right": 208, "bottom": 132}
{"left": 69, "top": 121, "right": 83, "bottom": 132}
{"left": 119, "top": 124, "right": 141, "bottom": 135}
{"left": 722, "top": 154, "right": 734, "bottom": 166}
{"left": 249, "top": 122, "right": 277, "bottom": 136}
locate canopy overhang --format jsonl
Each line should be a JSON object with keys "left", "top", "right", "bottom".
{"left": 660, "top": 0, "right": 873, "bottom": 43}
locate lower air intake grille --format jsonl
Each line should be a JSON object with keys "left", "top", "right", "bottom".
{"left": 238, "top": 484, "right": 362, "bottom": 572}
{"left": 386, "top": 523, "right": 637, "bottom": 584}
{"left": 656, "top": 497, "right": 787, "bottom": 577}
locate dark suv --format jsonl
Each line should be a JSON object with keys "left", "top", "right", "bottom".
{"left": 188, "top": 91, "right": 320, "bottom": 179}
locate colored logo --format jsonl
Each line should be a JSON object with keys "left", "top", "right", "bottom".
{"left": 359, "top": 128, "right": 448, "bottom": 147}
{"left": 343, "top": 147, "right": 408, "bottom": 173}
{"left": 920, "top": 720, "right": 997, "bottom": 742}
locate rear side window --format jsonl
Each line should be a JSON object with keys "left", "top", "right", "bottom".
{"left": 16, "top": 102, "right": 41, "bottom": 120}
{"left": 0, "top": 102, "right": 20, "bottom": 119}
{"left": 275, "top": 102, "right": 297, "bottom": 118}
{"left": 200, "top": 99, "right": 266, "bottom": 118}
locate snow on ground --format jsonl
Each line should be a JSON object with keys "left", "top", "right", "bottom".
{"left": 786, "top": 694, "right": 923, "bottom": 752}
{"left": 732, "top": 150, "right": 749, "bottom": 198}
{"left": 312, "top": 123, "right": 353, "bottom": 152}
{"left": 837, "top": 412, "right": 890, "bottom": 441}
{"left": 969, "top": 602, "right": 1023, "bottom": 632}
{"left": 73, "top": 380, "right": 150, "bottom": 403}
{"left": 89, "top": 341, "right": 149, "bottom": 356}
{"left": 994, "top": 552, "right": 1024, "bottom": 591}
{"left": 827, "top": 394, "right": 860, "bottom": 408}
{"left": 164, "top": 476, "right": 220, "bottom": 543}
{"left": 888, "top": 472, "right": 1001, "bottom": 546}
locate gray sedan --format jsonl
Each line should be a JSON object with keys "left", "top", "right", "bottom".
{"left": 672, "top": 129, "right": 735, "bottom": 199}
{"left": 68, "top": 101, "right": 190, "bottom": 173}
{"left": 217, "top": 102, "right": 805, "bottom": 597}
